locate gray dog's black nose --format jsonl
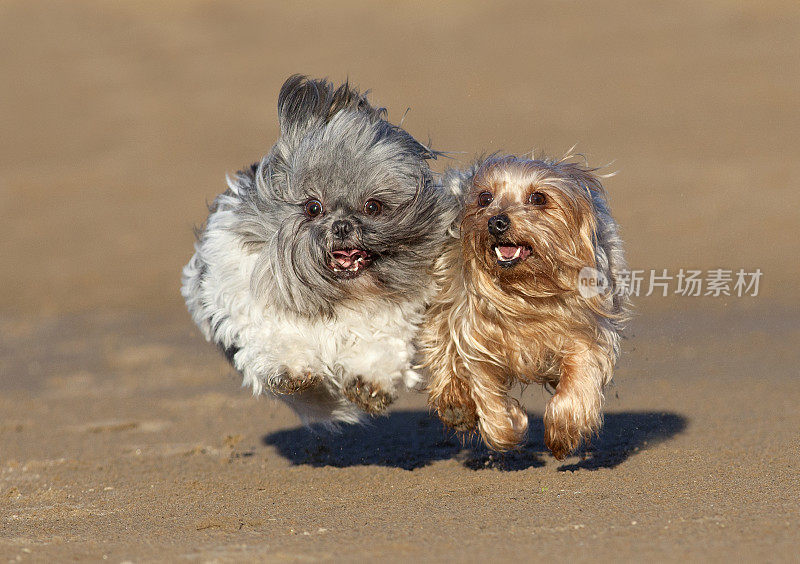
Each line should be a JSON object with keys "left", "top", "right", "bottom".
{"left": 488, "top": 214, "right": 510, "bottom": 236}
{"left": 331, "top": 219, "right": 353, "bottom": 239}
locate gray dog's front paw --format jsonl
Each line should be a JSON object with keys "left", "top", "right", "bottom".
{"left": 343, "top": 377, "right": 394, "bottom": 415}
{"left": 268, "top": 371, "right": 321, "bottom": 395}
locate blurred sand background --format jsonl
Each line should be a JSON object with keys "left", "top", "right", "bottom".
{"left": 1, "top": 1, "right": 799, "bottom": 561}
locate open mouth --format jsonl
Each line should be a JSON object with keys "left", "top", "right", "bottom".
{"left": 492, "top": 243, "right": 532, "bottom": 268}
{"left": 328, "top": 248, "right": 373, "bottom": 278}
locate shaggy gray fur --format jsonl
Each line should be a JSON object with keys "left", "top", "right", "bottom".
{"left": 216, "top": 75, "right": 451, "bottom": 318}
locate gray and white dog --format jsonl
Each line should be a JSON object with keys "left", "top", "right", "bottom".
{"left": 182, "top": 75, "right": 453, "bottom": 425}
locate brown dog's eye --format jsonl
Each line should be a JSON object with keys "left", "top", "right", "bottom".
{"left": 528, "top": 191, "right": 547, "bottom": 206}
{"left": 364, "top": 199, "right": 382, "bottom": 216}
{"left": 304, "top": 199, "right": 324, "bottom": 218}
{"left": 478, "top": 191, "right": 493, "bottom": 207}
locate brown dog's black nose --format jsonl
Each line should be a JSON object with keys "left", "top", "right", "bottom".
{"left": 488, "top": 214, "right": 510, "bottom": 237}
{"left": 331, "top": 219, "right": 353, "bottom": 239}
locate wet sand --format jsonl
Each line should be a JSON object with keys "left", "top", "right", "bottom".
{"left": 2, "top": 1, "right": 799, "bottom": 561}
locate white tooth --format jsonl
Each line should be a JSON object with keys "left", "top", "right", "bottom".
{"left": 512, "top": 247, "right": 521, "bottom": 259}
{"left": 495, "top": 247, "right": 503, "bottom": 260}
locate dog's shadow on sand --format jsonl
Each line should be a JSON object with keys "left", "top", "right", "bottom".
{"left": 261, "top": 410, "right": 686, "bottom": 471}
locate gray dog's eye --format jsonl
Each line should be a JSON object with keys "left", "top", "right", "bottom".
{"left": 364, "top": 199, "right": 383, "bottom": 216}
{"left": 304, "top": 199, "right": 324, "bottom": 218}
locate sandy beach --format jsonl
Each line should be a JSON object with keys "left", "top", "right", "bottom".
{"left": 2, "top": 1, "right": 799, "bottom": 561}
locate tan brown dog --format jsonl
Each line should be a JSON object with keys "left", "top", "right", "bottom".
{"left": 421, "top": 155, "right": 629, "bottom": 458}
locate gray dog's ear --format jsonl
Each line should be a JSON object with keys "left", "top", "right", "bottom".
{"left": 276, "top": 75, "right": 439, "bottom": 162}
{"left": 277, "top": 75, "right": 379, "bottom": 141}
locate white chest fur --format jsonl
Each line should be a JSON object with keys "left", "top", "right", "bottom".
{"left": 181, "top": 207, "right": 425, "bottom": 424}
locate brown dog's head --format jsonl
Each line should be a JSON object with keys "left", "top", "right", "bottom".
{"left": 460, "top": 155, "right": 604, "bottom": 297}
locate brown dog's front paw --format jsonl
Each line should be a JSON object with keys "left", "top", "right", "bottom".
{"left": 268, "top": 371, "right": 321, "bottom": 395}
{"left": 543, "top": 391, "right": 601, "bottom": 459}
{"left": 437, "top": 404, "right": 478, "bottom": 432}
{"left": 343, "top": 377, "right": 394, "bottom": 415}
{"left": 544, "top": 430, "right": 580, "bottom": 461}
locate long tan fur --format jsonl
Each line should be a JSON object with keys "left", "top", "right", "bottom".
{"left": 420, "top": 155, "right": 629, "bottom": 458}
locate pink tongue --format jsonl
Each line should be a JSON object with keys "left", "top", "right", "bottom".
{"left": 332, "top": 249, "right": 366, "bottom": 268}
{"left": 498, "top": 245, "right": 521, "bottom": 260}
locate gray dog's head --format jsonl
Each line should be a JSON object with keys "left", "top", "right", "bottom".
{"left": 229, "top": 75, "right": 451, "bottom": 317}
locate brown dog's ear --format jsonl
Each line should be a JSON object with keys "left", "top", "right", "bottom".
{"left": 564, "top": 165, "right": 621, "bottom": 313}
{"left": 578, "top": 211, "right": 600, "bottom": 268}
{"left": 559, "top": 161, "right": 605, "bottom": 267}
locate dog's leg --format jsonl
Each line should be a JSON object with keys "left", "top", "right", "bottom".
{"left": 342, "top": 375, "right": 395, "bottom": 415}
{"left": 227, "top": 340, "right": 322, "bottom": 398}
{"left": 544, "top": 345, "right": 608, "bottom": 459}
{"left": 428, "top": 368, "right": 478, "bottom": 433}
{"left": 469, "top": 362, "right": 529, "bottom": 451}
{"left": 266, "top": 369, "right": 322, "bottom": 395}
{"left": 334, "top": 332, "right": 406, "bottom": 415}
